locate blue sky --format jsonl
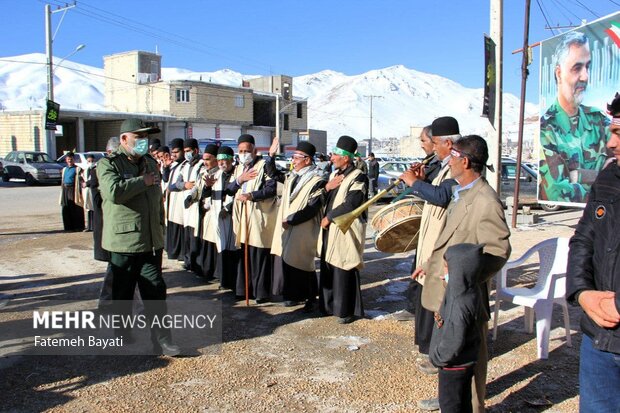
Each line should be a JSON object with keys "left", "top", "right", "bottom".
{"left": 2, "top": 0, "right": 618, "bottom": 103}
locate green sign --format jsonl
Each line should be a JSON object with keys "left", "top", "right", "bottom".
{"left": 45, "top": 100, "right": 60, "bottom": 130}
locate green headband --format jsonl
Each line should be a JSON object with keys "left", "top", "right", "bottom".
{"left": 332, "top": 146, "right": 355, "bottom": 158}
{"left": 216, "top": 154, "right": 234, "bottom": 160}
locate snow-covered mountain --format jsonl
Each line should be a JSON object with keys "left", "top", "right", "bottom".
{"left": 0, "top": 53, "right": 538, "bottom": 144}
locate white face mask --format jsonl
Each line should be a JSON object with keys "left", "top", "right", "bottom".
{"left": 238, "top": 153, "right": 252, "bottom": 165}
{"left": 184, "top": 151, "right": 194, "bottom": 163}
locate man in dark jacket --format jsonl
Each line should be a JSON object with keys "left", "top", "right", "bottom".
{"left": 567, "top": 92, "right": 620, "bottom": 412}
{"left": 366, "top": 153, "right": 380, "bottom": 197}
{"left": 430, "top": 243, "right": 486, "bottom": 413}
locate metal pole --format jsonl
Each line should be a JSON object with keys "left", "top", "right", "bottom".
{"left": 511, "top": 0, "right": 531, "bottom": 228}
{"left": 369, "top": 96, "right": 373, "bottom": 154}
{"left": 489, "top": 0, "right": 503, "bottom": 193}
{"left": 45, "top": 4, "right": 56, "bottom": 158}
{"left": 275, "top": 95, "right": 280, "bottom": 152}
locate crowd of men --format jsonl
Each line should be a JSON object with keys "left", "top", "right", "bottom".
{"left": 77, "top": 93, "right": 619, "bottom": 410}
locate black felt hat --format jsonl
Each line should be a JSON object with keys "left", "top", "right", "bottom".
{"left": 296, "top": 141, "right": 316, "bottom": 158}
{"left": 169, "top": 138, "right": 184, "bottom": 150}
{"left": 431, "top": 116, "right": 460, "bottom": 137}
{"left": 238, "top": 134, "right": 255, "bottom": 145}
{"left": 217, "top": 146, "right": 234, "bottom": 157}
{"left": 336, "top": 135, "right": 358, "bottom": 154}
{"left": 183, "top": 138, "right": 198, "bottom": 149}
{"left": 204, "top": 144, "right": 219, "bottom": 156}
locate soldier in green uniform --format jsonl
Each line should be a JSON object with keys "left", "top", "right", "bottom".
{"left": 539, "top": 31, "right": 610, "bottom": 203}
{"left": 97, "top": 118, "right": 180, "bottom": 356}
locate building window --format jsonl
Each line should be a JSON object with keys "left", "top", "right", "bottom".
{"left": 297, "top": 103, "right": 303, "bottom": 119}
{"left": 235, "top": 95, "right": 244, "bottom": 108}
{"left": 176, "top": 89, "right": 190, "bottom": 103}
{"left": 283, "top": 114, "right": 289, "bottom": 131}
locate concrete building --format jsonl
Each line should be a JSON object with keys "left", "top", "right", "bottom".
{"left": 0, "top": 109, "right": 171, "bottom": 158}
{"left": 1, "top": 50, "right": 319, "bottom": 158}
{"left": 399, "top": 126, "right": 427, "bottom": 158}
{"left": 104, "top": 51, "right": 309, "bottom": 153}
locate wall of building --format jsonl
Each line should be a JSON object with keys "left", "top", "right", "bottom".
{"left": 0, "top": 112, "right": 45, "bottom": 156}
{"left": 104, "top": 51, "right": 162, "bottom": 112}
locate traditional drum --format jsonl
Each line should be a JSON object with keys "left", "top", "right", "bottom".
{"left": 370, "top": 198, "right": 424, "bottom": 253}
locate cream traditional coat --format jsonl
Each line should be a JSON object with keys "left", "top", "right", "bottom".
{"left": 59, "top": 166, "right": 84, "bottom": 207}
{"left": 204, "top": 168, "right": 237, "bottom": 252}
{"left": 182, "top": 161, "right": 203, "bottom": 231}
{"left": 167, "top": 161, "right": 186, "bottom": 226}
{"left": 232, "top": 159, "right": 278, "bottom": 248}
{"left": 415, "top": 162, "right": 452, "bottom": 285}
{"left": 421, "top": 177, "right": 511, "bottom": 312}
{"left": 318, "top": 168, "right": 367, "bottom": 271}
{"left": 271, "top": 168, "right": 324, "bottom": 271}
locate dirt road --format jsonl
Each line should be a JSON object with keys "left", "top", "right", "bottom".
{"left": 0, "top": 182, "right": 584, "bottom": 412}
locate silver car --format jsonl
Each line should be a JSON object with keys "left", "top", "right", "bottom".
{"left": 376, "top": 161, "right": 411, "bottom": 198}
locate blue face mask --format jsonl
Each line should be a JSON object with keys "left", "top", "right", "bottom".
{"left": 444, "top": 273, "right": 449, "bottom": 283}
{"left": 184, "top": 151, "right": 194, "bottom": 163}
{"left": 131, "top": 138, "right": 149, "bottom": 157}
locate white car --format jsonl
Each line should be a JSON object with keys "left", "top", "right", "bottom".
{"left": 57, "top": 151, "right": 106, "bottom": 170}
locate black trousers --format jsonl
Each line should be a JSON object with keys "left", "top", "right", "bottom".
{"left": 195, "top": 238, "right": 217, "bottom": 279}
{"left": 216, "top": 249, "right": 240, "bottom": 291}
{"left": 414, "top": 283, "right": 435, "bottom": 354}
{"left": 110, "top": 249, "right": 170, "bottom": 343}
{"left": 319, "top": 260, "right": 364, "bottom": 318}
{"left": 235, "top": 245, "right": 272, "bottom": 301}
{"left": 282, "top": 260, "right": 318, "bottom": 303}
{"left": 438, "top": 365, "right": 475, "bottom": 413}
{"left": 165, "top": 221, "right": 184, "bottom": 260}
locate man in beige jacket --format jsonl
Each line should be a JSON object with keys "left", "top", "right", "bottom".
{"left": 416, "top": 135, "right": 511, "bottom": 413}
{"left": 401, "top": 116, "right": 460, "bottom": 383}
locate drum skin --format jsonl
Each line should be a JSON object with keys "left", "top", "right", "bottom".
{"left": 371, "top": 199, "right": 423, "bottom": 253}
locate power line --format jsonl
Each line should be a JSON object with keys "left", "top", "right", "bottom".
{"left": 547, "top": 0, "right": 580, "bottom": 26}
{"left": 39, "top": 0, "right": 274, "bottom": 73}
{"left": 536, "top": 0, "right": 557, "bottom": 36}
{"left": 565, "top": 0, "right": 601, "bottom": 19}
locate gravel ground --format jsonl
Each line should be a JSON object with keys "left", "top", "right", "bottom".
{"left": 0, "top": 199, "right": 584, "bottom": 413}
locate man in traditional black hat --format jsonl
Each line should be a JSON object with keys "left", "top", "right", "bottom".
{"left": 271, "top": 140, "right": 326, "bottom": 310}
{"left": 190, "top": 144, "right": 220, "bottom": 281}
{"left": 227, "top": 134, "right": 278, "bottom": 303}
{"left": 318, "top": 135, "right": 368, "bottom": 324}
{"left": 173, "top": 138, "right": 202, "bottom": 271}
{"left": 165, "top": 138, "right": 186, "bottom": 261}
{"left": 400, "top": 116, "right": 461, "bottom": 389}
{"left": 207, "top": 145, "right": 239, "bottom": 291}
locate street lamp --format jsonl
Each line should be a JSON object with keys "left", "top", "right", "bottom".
{"left": 54, "top": 44, "right": 86, "bottom": 74}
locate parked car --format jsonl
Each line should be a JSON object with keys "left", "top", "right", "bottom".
{"left": 376, "top": 161, "right": 410, "bottom": 198}
{"left": 274, "top": 154, "right": 291, "bottom": 172}
{"left": 57, "top": 151, "right": 106, "bottom": 171}
{"left": 1, "top": 151, "right": 63, "bottom": 185}
{"left": 499, "top": 158, "right": 559, "bottom": 211}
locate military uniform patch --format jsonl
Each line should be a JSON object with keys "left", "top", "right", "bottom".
{"left": 595, "top": 205, "right": 606, "bottom": 219}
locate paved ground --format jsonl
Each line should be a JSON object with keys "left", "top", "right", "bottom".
{"left": 0, "top": 181, "right": 585, "bottom": 412}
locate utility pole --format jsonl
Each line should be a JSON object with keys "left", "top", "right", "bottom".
{"left": 45, "top": 2, "right": 76, "bottom": 158}
{"left": 488, "top": 0, "right": 503, "bottom": 193}
{"left": 364, "top": 95, "right": 382, "bottom": 155}
{"left": 511, "top": 0, "right": 532, "bottom": 229}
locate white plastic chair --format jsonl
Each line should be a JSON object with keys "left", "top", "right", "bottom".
{"left": 492, "top": 237, "right": 572, "bottom": 359}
